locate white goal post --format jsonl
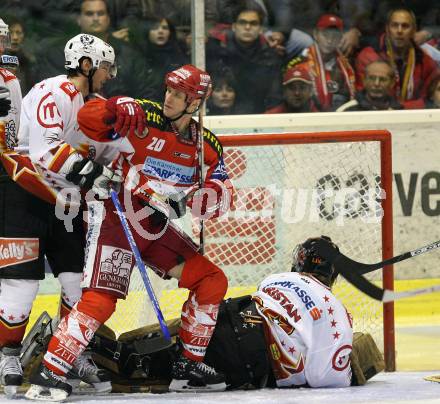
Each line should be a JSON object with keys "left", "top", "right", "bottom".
{"left": 107, "top": 129, "right": 395, "bottom": 371}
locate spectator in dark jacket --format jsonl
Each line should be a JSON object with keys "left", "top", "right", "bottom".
{"left": 128, "top": 16, "right": 188, "bottom": 101}
{"left": 337, "top": 60, "right": 403, "bottom": 111}
{"left": 207, "top": 68, "right": 238, "bottom": 115}
{"left": 207, "top": 4, "right": 282, "bottom": 114}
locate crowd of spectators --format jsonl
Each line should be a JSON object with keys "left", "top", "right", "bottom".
{"left": 1, "top": 0, "right": 440, "bottom": 114}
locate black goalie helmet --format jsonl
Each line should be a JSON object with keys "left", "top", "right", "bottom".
{"left": 291, "top": 236, "right": 339, "bottom": 287}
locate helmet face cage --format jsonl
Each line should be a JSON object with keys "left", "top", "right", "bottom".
{"left": 291, "top": 236, "right": 338, "bottom": 286}
{"left": 165, "top": 64, "right": 212, "bottom": 103}
{"left": 0, "top": 18, "right": 11, "bottom": 53}
{"left": 64, "top": 34, "right": 116, "bottom": 77}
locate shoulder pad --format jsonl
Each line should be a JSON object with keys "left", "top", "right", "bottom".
{"left": 136, "top": 98, "right": 162, "bottom": 110}
{"left": 136, "top": 98, "right": 165, "bottom": 128}
{"left": 59, "top": 81, "right": 80, "bottom": 100}
{"left": 0, "top": 67, "right": 18, "bottom": 83}
{"left": 203, "top": 128, "right": 223, "bottom": 157}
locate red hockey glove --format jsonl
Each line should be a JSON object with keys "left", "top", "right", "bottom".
{"left": 189, "top": 179, "right": 232, "bottom": 219}
{"left": 104, "top": 96, "right": 146, "bottom": 137}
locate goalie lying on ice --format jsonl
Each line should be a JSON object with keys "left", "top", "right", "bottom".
{"left": 23, "top": 236, "right": 384, "bottom": 391}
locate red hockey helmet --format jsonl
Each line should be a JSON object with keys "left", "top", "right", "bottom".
{"left": 165, "top": 64, "right": 212, "bottom": 103}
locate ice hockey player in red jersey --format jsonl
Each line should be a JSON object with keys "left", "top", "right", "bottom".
{"left": 26, "top": 64, "right": 233, "bottom": 401}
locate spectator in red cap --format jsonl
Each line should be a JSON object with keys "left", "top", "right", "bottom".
{"left": 266, "top": 63, "right": 320, "bottom": 113}
{"left": 284, "top": 14, "right": 356, "bottom": 112}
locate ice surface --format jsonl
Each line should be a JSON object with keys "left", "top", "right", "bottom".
{"left": 2, "top": 371, "right": 439, "bottom": 404}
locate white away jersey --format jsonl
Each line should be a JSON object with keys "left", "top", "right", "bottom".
{"left": 0, "top": 67, "right": 22, "bottom": 149}
{"left": 16, "top": 75, "right": 118, "bottom": 196}
{"left": 253, "top": 272, "right": 353, "bottom": 388}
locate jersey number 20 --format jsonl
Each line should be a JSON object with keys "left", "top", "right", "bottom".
{"left": 147, "top": 137, "right": 165, "bottom": 152}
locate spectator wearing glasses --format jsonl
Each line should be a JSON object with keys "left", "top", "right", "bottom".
{"left": 337, "top": 60, "right": 403, "bottom": 111}
{"left": 207, "top": 4, "right": 282, "bottom": 114}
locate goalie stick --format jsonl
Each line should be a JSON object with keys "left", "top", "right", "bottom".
{"left": 110, "top": 189, "right": 171, "bottom": 341}
{"left": 312, "top": 239, "right": 440, "bottom": 302}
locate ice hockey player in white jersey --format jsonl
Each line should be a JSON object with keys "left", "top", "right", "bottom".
{"left": 0, "top": 31, "right": 144, "bottom": 399}
{"left": 253, "top": 235, "right": 353, "bottom": 388}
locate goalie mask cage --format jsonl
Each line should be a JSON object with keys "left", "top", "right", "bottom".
{"left": 107, "top": 130, "right": 395, "bottom": 371}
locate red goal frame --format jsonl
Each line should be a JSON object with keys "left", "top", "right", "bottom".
{"left": 217, "top": 130, "right": 395, "bottom": 371}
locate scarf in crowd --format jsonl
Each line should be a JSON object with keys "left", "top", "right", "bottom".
{"left": 385, "top": 36, "right": 415, "bottom": 101}
{"left": 307, "top": 44, "right": 356, "bottom": 110}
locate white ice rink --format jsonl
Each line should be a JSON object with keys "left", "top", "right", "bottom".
{"left": 1, "top": 371, "right": 439, "bottom": 404}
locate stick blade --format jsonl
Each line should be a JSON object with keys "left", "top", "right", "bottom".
{"left": 333, "top": 254, "right": 385, "bottom": 301}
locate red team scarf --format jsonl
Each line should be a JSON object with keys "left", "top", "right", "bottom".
{"left": 307, "top": 44, "right": 356, "bottom": 110}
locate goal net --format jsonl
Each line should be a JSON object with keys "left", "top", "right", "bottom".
{"left": 106, "top": 130, "right": 394, "bottom": 369}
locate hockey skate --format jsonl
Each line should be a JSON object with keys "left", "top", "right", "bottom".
{"left": 25, "top": 363, "right": 72, "bottom": 402}
{"left": 0, "top": 346, "right": 23, "bottom": 398}
{"left": 169, "top": 354, "right": 226, "bottom": 392}
{"left": 67, "top": 351, "right": 112, "bottom": 394}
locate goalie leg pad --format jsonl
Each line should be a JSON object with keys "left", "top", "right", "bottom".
{"left": 21, "top": 312, "right": 58, "bottom": 371}
{"left": 350, "top": 332, "right": 385, "bottom": 385}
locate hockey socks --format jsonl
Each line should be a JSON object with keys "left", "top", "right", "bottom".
{"left": 0, "top": 279, "right": 38, "bottom": 347}
{"left": 58, "top": 272, "right": 82, "bottom": 319}
{"left": 178, "top": 254, "right": 227, "bottom": 361}
{"left": 43, "top": 290, "right": 117, "bottom": 375}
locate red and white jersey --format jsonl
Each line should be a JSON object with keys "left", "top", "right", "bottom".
{"left": 10, "top": 75, "right": 118, "bottom": 202}
{"left": 253, "top": 272, "right": 353, "bottom": 388}
{"left": 0, "top": 67, "right": 22, "bottom": 149}
{"left": 77, "top": 98, "right": 233, "bottom": 205}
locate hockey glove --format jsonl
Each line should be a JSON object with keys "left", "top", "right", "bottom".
{"left": 189, "top": 180, "right": 232, "bottom": 219}
{"left": 104, "top": 96, "right": 146, "bottom": 137}
{"left": 66, "top": 159, "right": 123, "bottom": 199}
{"left": 0, "top": 86, "right": 11, "bottom": 117}
{"left": 137, "top": 191, "right": 188, "bottom": 227}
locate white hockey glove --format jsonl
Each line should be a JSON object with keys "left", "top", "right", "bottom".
{"left": 66, "top": 159, "right": 123, "bottom": 199}
{"left": 0, "top": 86, "right": 11, "bottom": 117}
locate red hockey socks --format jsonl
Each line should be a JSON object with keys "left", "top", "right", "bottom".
{"left": 43, "top": 290, "right": 117, "bottom": 375}
{"left": 178, "top": 254, "right": 228, "bottom": 361}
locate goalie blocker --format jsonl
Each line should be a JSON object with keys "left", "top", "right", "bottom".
{"left": 22, "top": 297, "right": 384, "bottom": 391}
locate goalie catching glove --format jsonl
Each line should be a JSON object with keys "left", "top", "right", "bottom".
{"left": 103, "top": 96, "right": 146, "bottom": 137}
{"left": 0, "top": 86, "right": 11, "bottom": 117}
{"left": 66, "top": 159, "right": 123, "bottom": 199}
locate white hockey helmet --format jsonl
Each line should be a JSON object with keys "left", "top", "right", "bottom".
{"left": 0, "top": 18, "right": 11, "bottom": 53}
{"left": 64, "top": 33, "right": 117, "bottom": 77}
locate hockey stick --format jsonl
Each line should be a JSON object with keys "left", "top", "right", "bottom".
{"left": 313, "top": 239, "right": 440, "bottom": 302}
{"left": 352, "top": 240, "right": 440, "bottom": 275}
{"left": 110, "top": 189, "right": 171, "bottom": 341}
{"left": 197, "top": 109, "right": 205, "bottom": 254}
